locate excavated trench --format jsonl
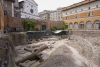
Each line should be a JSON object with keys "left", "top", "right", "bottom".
{"left": 0, "top": 31, "right": 100, "bottom": 67}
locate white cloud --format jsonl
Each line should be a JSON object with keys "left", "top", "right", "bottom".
{"left": 19, "top": 0, "right": 84, "bottom": 12}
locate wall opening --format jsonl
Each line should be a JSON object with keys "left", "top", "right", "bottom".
{"left": 69, "top": 23, "right": 73, "bottom": 29}
{"left": 94, "top": 20, "right": 100, "bottom": 29}
{"left": 42, "top": 23, "right": 46, "bottom": 31}
{"left": 80, "top": 22, "right": 84, "bottom": 29}
{"left": 74, "top": 22, "right": 78, "bottom": 29}
{"left": 86, "top": 21, "right": 92, "bottom": 29}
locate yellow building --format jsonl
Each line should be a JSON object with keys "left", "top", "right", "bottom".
{"left": 62, "top": 0, "right": 100, "bottom": 30}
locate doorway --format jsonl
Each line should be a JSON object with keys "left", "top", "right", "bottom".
{"left": 42, "top": 24, "right": 46, "bottom": 31}
{"left": 80, "top": 22, "right": 84, "bottom": 29}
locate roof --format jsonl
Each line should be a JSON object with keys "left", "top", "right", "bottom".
{"left": 62, "top": 0, "right": 96, "bottom": 11}
{"left": 19, "top": 1, "right": 24, "bottom": 4}
{"left": 4, "top": 0, "right": 15, "bottom": 2}
{"left": 19, "top": 0, "right": 38, "bottom": 6}
{"left": 32, "top": 0, "right": 38, "bottom": 6}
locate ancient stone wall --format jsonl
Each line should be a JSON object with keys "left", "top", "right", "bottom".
{"left": 72, "top": 30, "right": 100, "bottom": 37}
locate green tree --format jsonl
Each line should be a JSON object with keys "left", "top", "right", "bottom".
{"left": 27, "top": 20, "right": 37, "bottom": 30}
{"left": 51, "top": 26, "right": 57, "bottom": 31}
{"left": 22, "top": 19, "right": 37, "bottom": 31}
{"left": 61, "top": 21, "right": 66, "bottom": 30}
{"left": 22, "top": 19, "right": 28, "bottom": 31}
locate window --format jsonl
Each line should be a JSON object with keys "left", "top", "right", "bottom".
{"left": 81, "top": 9, "right": 83, "bottom": 11}
{"left": 4, "top": 10, "right": 8, "bottom": 15}
{"left": 31, "top": 5, "right": 33, "bottom": 7}
{"left": 75, "top": 10, "right": 77, "bottom": 12}
{"left": 30, "top": 9, "right": 33, "bottom": 13}
{"left": 96, "top": 5, "right": 98, "bottom": 8}
{"left": 3, "top": 3, "right": 7, "bottom": 7}
{"left": 88, "top": 12, "right": 91, "bottom": 16}
{"left": 89, "top": 7, "right": 90, "bottom": 9}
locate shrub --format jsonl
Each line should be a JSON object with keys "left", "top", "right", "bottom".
{"left": 22, "top": 19, "right": 37, "bottom": 31}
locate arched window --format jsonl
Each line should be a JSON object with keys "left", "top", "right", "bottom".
{"left": 74, "top": 22, "right": 78, "bottom": 29}
{"left": 80, "top": 22, "right": 84, "bottom": 29}
{"left": 69, "top": 23, "right": 73, "bottom": 29}
{"left": 86, "top": 21, "right": 92, "bottom": 29}
{"left": 94, "top": 20, "right": 100, "bottom": 29}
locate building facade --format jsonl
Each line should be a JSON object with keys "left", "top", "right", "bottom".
{"left": 3, "top": 0, "right": 15, "bottom": 17}
{"left": 62, "top": 0, "right": 100, "bottom": 30}
{"left": 50, "top": 8, "right": 62, "bottom": 21}
{"left": 34, "top": 20, "right": 62, "bottom": 31}
{"left": 56, "top": 8, "right": 62, "bottom": 21}
{"left": 39, "top": 10, "right": 50, "bottom": 20}
{"left": 19, "top": 0, "right": 39, "bottom": 19}
{"left": 0, "top": 0, "right": 4, "bottom": 34}
{"left": 14, "top": 0, "right": 20, "bottom": 18}
{"left": 39, "top": 8, "right": 62, "bottom": 21}
{"left": 50, "top": 10, "right": 57, "bottom": 21}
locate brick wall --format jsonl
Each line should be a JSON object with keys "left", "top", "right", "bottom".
{"left": 92, "top": 9, "right": 100, "bottom": 16}
{"left": 4, "top": 16, "right": 22, "bottom": 28}
{"left": 62, "top": 16, "right": 66, "bottom": 20}
{"left": 78, "top": 12, "right": 88, "bottom": 18}
{"left": 4, "top": 16, "right": 62, "bottom": 30}
{"left": 0, "top": 1, "right": 4, "bottom": 33}
{"left": 4, "top": 1, "right": 12, "bottom": 16}
{"left": 69, "top": 15, "right": 76, "bottom": 19}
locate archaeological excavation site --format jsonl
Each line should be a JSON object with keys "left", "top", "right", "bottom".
{"left": 0, "top": 30, "right": 100, "bottom": 67}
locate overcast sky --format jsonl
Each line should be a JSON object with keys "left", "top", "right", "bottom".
{"left": 19, "top": 0, "right": 84, "bottom": 12}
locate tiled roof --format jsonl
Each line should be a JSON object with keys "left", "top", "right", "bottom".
{"left": 62, "top": 0, "right": 95, "bottom": 11}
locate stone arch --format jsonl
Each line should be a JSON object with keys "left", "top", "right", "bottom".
{"left": 74, "top": 22, "right": 78, "bottom": 29}
{"left": 69, "top": 22, "right": 73, "bottom": 29}
{"left": 80, "top": 21, "right": 84, "bottom": 29}
{"left": 86, "top": 21, "right": 92, "bottom": 29}
{"left": 94, "top": 20, "right": 100, "bottom": 29}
